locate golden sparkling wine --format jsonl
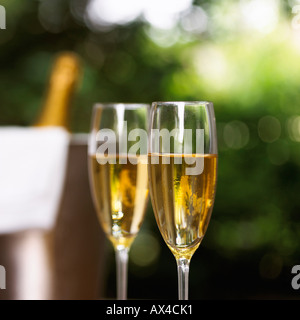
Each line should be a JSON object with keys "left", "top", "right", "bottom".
{"left": 149, "top": 154, "right": 217, "bottom": 260}
{"left": 89, "top": 155, "right": 149, "bottom": 249}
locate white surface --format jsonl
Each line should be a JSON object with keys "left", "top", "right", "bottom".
{"left": 0, "top": 127, "right": 70, "bottom": 234}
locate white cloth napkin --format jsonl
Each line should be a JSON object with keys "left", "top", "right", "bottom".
{"left": 0, "top": 127, "right": 70, "bottom": 234}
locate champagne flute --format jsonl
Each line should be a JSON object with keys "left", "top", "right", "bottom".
{"left": 148, "top": 101, "right": 218, "bottom": 300}
{"left": 88, "top": 103, "right": 149, "bottom": 300}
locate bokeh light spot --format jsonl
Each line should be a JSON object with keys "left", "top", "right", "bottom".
{"left": 258, "top": 116, "right": 281, "bottom": 143}
{"left": 239, "top": 0, "right": 280, "bottom": 34}
{"left": 85, "top": 0, "right": 193, "bottom": 30}
{"left": 287, "top": 116, "right": 300, "bottom": 142}
{"left": 130, "top": 232, "right": 160, "bottom": 268}
{"left": 223, "top": 121, "right": 250, "bottom": 149}
{"left": 180, "top": 6, "right": 208, "bottom": 35}
{"left": 38, "top": 0, "right": 66, "bottom": 33}
{"left": 259, "top": 252, "right": 283, "bottom": 279}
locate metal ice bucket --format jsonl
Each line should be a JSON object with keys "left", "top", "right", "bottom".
{"left": 0, "top": 134, "right": 106, "bottom": 300}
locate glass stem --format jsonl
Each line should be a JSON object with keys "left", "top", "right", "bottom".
{"left": 115, "top": 246, "right": 129, "bottom": 300}
{"left": 176, "top": 258, "right": 190, "bottom": 300}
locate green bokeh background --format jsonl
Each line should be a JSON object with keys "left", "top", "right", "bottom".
{"left": 1, "top": 0, "right": 300, "bottom": 299}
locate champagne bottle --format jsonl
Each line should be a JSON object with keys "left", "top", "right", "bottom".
{"left": 34, "top": 51, "right": 81, "bottom": 299}
{"left": 35, "top": 52, "right": 81, "bottom": 129}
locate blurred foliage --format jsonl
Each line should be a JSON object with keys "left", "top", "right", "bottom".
{"left": 1, "top": 0, "right": 300, "bottom": 299}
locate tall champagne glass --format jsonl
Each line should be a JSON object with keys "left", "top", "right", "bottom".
{"left": 88, "top": 103, "right": 149, "bottom": 300}
{"left": 148, "top": 101, "right": 218, "bottom": 300}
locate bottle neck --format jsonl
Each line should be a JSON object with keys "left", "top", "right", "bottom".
{"left": 35, "top": 52, "right": 81, "bottom": 129}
